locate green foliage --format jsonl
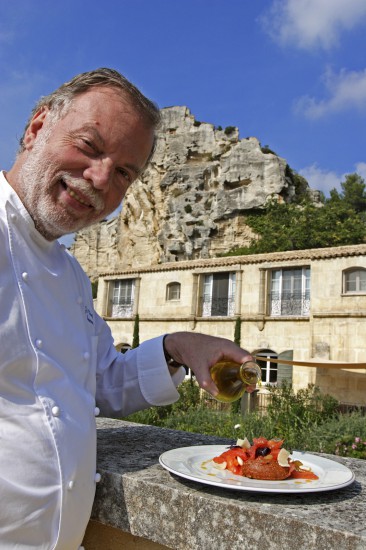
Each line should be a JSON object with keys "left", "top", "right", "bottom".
{"left": 124, "top": 383, "right": 366, "bottom": 458}
{"left": 290, "top": 171, "right": 314, "bottom": 202}
{"left": 234, "top": 317, "right": 241, "bottom": 346}
{"left": 309, "top": 412, "right": 366, "bottom": 457}
{"left": 184, "top": 204, "right": 192, "bottom": 214}
{"left": 261, "top": 145, "right": 277, "bottom": 155}
{"left": 221, "top": 173, "right": 366, "bottom": 257}
{"left": 231, "top": 318, "right": 242, "bottom": 414}
{"left": 334, "top": 434, "right": 366, "bottom": 459}
{"left": 90, "top": 280, "right": 98, "bottom": 299}
{"left": 264, "top": 382, "right": 339, "bottom": 441}
{"left": 125, "top": 379, "right": 201, "bottom": 426}
{"left": 224, "top": 126, "right": 236, "bottom": 135}
{"left": 132, "top": 314, "right": 140, "bottom": 349}
{"left": 172, "top": 378, "right": 201, "bottom": 411}
{"left": 329, "top": 173, "right": 366, "bottom": 214}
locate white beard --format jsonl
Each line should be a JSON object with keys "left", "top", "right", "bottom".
{"left": 18, "top": 135, "right": 105, "bottom": 240}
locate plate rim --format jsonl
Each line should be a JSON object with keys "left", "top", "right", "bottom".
{"left": 159, "top": 444, "right": 355, "bottom": 494}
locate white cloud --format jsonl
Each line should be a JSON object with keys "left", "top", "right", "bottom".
{"left": 300, "top": 162, "right": 366, "bottom": 196}
{"left": 299, "top": 164, "right": 342, "bottom": 195}
{"left": 355, "top": 162, "right": 366, "bottom": 180}
{"left": 261, "top": 0, "right": 366, "bottom": 50}
{"left": 294, "top": 67, "right": 366, "bottom": 119}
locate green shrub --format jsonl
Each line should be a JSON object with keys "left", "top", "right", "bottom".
{"left": 309, "top": 412, "right": 366, "bottom": 457}
{"left": 172, "top": 378, "right": 201, "bottom": 412}
{"left": 224, "top": 126, "right": 236, "bottom": 135}
{"left": 261, "top": 145, "right": 277, "bottom": 155}
{"left": 125, "top": 379, "right": 201, "bottom": 426}
{"left": 335, "top": 435, "right": 366, "bottom": 459}
{"left": 123, "top": 382, "right": 365, "bottom": 459}
{"left": 265, "top": 382, "right": 339, "bottom": 440}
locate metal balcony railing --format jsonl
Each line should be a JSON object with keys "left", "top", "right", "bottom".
{"left": 270, "top": 291, "right": 310, "bottom": 316}
{"left": 200, "top": 296, "right": 235, "bottom": 317}
{"left": 111, "top": 301, "right": 134, "bottom": 318}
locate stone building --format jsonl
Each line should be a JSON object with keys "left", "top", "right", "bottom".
{"left": 94, "top": 243, "right": 366, "bottom": 407}
{"left": 70, "top": 105, "right": 315, "bottom": 280}
{"left": 70, "top": 105, "right": 365, "bottom": 407}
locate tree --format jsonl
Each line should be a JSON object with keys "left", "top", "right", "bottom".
{"left": 234, "top": 317, "right": 241, "bottom": 346}
{"left": 222, "top": 186, "right": 366, "bottom": 257}
{"left": 328, "top": 173, "right": 366, "bottom": 214}
{"left": 90, "top": 280, "right": 98, "bottom": 299}
{"left": 132, "top": 314, "right": 140, "bottom": 348}
{"left": 232, "top": 317, "right": 242, "bottom": 414}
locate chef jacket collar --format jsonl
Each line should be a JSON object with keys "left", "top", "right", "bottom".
{"left": 0, "top": 170, "right": 59, "bottom": 252}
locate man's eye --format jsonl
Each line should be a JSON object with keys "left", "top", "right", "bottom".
{"left": 118, "top": 168, "right": 132, "bottom": 183}
{"left": 83, "top": 139, "right": 93, "bottom": 148}
{"left": 79, "top": 139, "right": 96, "bottom": 153}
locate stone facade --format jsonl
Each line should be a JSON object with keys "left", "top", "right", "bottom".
{"left": 69, "top": 106, "right": 365, "bottom": 406}
{"left": 71, "top": 106, "right": 315, "bottom": 280}
{"left": 95, "top": 244, "right": 366, "bottom": 407}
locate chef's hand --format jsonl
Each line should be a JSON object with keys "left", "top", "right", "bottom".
{"left": 163, "top": 332, "right": 256, "bottom": 397}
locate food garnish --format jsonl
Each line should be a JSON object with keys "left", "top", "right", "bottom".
{"left": 212, "top": 437, "right": 318, "bottom": 481}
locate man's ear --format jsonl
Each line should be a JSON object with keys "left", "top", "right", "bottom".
{"left": 23, "top": 107, "right": 50, "bottom": 150}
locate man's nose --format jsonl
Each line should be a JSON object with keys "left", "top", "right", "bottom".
{"left": 83, "top": 158, "right": 114, "bottom": 190}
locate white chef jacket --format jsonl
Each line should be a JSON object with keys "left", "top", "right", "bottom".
{"left": 0, "top": 171, "right": 184, "bottom": 549}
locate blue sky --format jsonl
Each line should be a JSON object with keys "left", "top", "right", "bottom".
{"left": 1, "top": 0, "right": 366, "bottom": 202}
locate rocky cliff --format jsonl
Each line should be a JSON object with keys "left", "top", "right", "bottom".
{"left": 71, "top": 106, "right": 314, "bottom": 279}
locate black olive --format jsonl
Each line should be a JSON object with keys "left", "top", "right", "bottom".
{"left": 255, "top": 446, "right": 271, "bottom": 457}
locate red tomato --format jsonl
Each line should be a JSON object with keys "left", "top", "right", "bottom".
{"left": 290, "top": 469, "right": 319, "bottom": 480}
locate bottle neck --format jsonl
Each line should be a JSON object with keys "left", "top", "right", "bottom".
{"left": 239, "top": 361, "right": 261, "bottom": 385}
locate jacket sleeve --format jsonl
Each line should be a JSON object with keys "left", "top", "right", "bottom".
{"left": 94, "top": 313, "right": 185, "bottom": 417}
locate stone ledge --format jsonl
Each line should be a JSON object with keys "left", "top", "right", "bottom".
{"left": 90, "top": 418, "right": 366, "bottom": 550}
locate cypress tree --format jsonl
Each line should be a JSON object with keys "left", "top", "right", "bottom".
{"left": 132, "top": 314, "right": 140, "bottom": 348}
{"left": 234, "top": 316, "right": 241, "bottom": 346}
{"left": 231, "top": 317, "right": 242, "bottom": 414}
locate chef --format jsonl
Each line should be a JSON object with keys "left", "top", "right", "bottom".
{"left": 0, "top": 67, "right": 254, "bottom": 549}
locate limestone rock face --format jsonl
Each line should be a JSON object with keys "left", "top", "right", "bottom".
{"left": 71, "top": 106, "right": 310, "bottom": 277}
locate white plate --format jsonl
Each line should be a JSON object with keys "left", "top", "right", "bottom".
{"left": 159, "top": 445, "right": 355, "bottom": 493}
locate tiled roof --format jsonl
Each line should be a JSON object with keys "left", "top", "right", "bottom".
{"left": 99, "top": 244, "right": 366, "bottom": 277}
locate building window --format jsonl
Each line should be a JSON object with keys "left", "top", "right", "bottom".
{"left": 344, "top": 268, "right": 366, "bottom": 294}
{"left": 269, "top": 267, "right": 310, "bottom": 316}
{"left": 255, "top": 351, "right": 278, "bottom": 384}
{"left": 201, "top": 272, "right": 236, "bottom": 317}
{"left": 116, "top": 343, "right": 132, "bottom": 354}
{"left": 111, "top": 279, "right": 135, "bottom": 317}
{"left": 166, "top": 282, "right": 181, "bottom": 301}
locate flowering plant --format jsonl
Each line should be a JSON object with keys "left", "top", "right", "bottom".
{"left": 335, "top": 436, "right": 366, "bottom": 459}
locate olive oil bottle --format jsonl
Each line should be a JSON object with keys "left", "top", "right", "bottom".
{"left": 210, "top": 360, "right": 261, "bottom": 403}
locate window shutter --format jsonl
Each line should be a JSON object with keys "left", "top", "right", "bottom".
{"left": 277, "top": 350, "right": 293, "bottom": 385}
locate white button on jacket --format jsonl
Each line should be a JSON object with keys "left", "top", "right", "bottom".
{"left": 0, "top": 172, "right": 185, "bottom": 549}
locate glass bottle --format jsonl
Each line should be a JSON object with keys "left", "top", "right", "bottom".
{"left": 210, "top": 360, "right": 262, "bottom": 403}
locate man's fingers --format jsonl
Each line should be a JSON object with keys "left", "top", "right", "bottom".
{"left": 194, "top": 369, "right": 218, "bottom": 398}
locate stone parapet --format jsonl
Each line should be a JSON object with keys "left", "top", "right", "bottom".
{"left": 83, "top": 419, "right": 366, "bottom": 550}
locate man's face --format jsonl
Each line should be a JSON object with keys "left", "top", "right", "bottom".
{"left": 15, "top": 87, "right": 155, "bottom": 240}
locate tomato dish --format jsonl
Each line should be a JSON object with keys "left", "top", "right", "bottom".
{"left": 212, "top": 437, "right": 319, "bottom": 481}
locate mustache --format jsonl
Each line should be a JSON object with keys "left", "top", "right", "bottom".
{"left": 61, "top": 173, "right": 105, "bottom": 213}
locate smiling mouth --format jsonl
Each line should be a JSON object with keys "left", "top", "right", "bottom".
{"left": 67, "top": 187, "right": 91, "bottom": 207}
{"left": 62, "top": 180, "right": 92, "bottom": 208}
